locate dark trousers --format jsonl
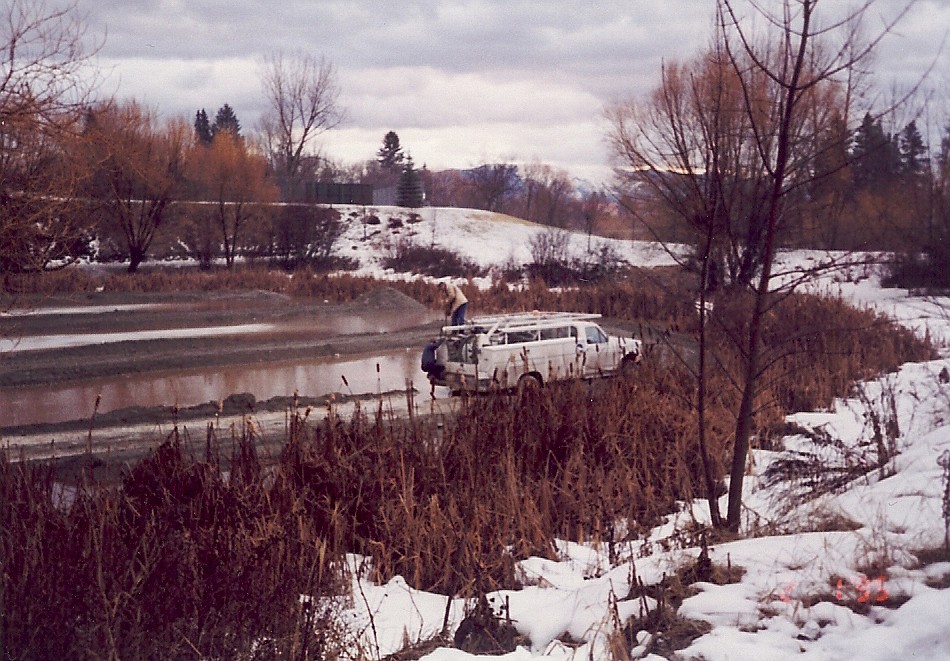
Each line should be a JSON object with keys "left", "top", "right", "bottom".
{"left": 450, "top": 303, "right": 468, "bottom": 326}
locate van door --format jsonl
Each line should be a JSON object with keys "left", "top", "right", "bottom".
{"left": 575, "top": 324, "right": 610, "bottom": 377}
{"left": 571, "top": 325, "right": 589, "bottom": 377}
{"left": 539, "top": 325, "right": 572, "bottom": 380}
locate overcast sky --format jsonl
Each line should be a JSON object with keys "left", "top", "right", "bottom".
{"left": 78, "top": 0, "right": 949, "bottom": 184}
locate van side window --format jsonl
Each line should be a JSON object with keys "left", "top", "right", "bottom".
{"left": 446, "top": 336, "right": 478, "bottom": 363}
{"left": 507, "top": 330, "right": 538, "bottom": 344}
{"left": 446, "top": 337, "right": 465, "bottom": 361}
{"left": 540, "top": 326, "right": 568, "bottom": 340}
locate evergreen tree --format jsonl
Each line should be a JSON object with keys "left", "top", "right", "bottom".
{"left": 194, "top": 109, "right": 213, "bottom": 145}
{"left": 377, "top": 130, "right": 405, "bottom": 171}
{"left": 211, "top": 103, "right": 241, "bottom": 139}
{"left": 397, "top": 154, "right": 424, "bottom": 208}
{"left": 899, "top": 120, "right": 928, "bottom": 177}
{"left": 939, "top": 122, "right": 950, "bottom": 173}
{"left": 810, "top": 111, "right": 850, "bottom": 192}
{"left": 851, "top": 112, "right": 899, "bottom": 189}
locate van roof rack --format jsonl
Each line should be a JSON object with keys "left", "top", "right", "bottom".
{"left": 442, "top": 311, "right": 601, "bottom": 335}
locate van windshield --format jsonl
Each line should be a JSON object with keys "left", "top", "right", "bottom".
{"left": 585, "top": 326, "right": 608, "bottom": 344}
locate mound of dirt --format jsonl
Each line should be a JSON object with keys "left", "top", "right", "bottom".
{"left": 352, "top": 286, "right": 429, "bottom": 312}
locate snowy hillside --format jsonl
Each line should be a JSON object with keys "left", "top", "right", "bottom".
{"left": 329, "top": 205, "right": 680, "bottom": 283}
{"left": 324, "top": 207, "right": 950, "bottom": 660}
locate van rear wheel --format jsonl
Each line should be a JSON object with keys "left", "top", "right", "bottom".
{"left": 516, "top": 373, "right": 542, "bottom": 397}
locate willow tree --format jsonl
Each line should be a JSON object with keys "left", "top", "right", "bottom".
{"left": 0, "top": 0, "right": 101, "bottom": 277}
{"left": 84, "top": 101, "right": 190, "bottom": 273}
{"left": 188, "top": 132, "right": 277, "bottom": 268}
{"left": 608, "top": 0, "right": 914, "bottom": 531}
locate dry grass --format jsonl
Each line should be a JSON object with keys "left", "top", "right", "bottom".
{"left": 0, "top": 266, "right": 935, "bottom": 657}
{"left": 706, "top": 289, "right": 931, "bottom": 450}
{"left": 1, "top": 263, "right": 699, "bottom": 329}
{"left": 0, "top": 374, "right": 722, "bottom": 657}
{"left": 286, "top": 369, "right": 710, "bottom": 595}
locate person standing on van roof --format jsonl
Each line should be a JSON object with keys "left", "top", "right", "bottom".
{"left": 438, "top": 281, "right": 468, "bottom": 326}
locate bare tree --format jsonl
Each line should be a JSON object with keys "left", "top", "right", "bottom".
{"left": 607, "top": 32, "right": 847, "bottom": 287}
{"left": 580, "top": 189, "right": 609, "bottom": 253}
{"left": 0, "top": 0, "right": 101, "bottom": 277}
{"left": 259, "top": 51, "right": 343, "bottom": 199}
{"left": 522, "top": 162, "right": 574, "bottom": 228}
{"left": 609, "top": 0, "right": 915, "bottom": 531}
{"left": 468, "top": 162, "right": 520, "bottom": 212}
{"left": 716, "top": 0, "right": 917, "bottom": 532}
{"left": 84, "top": 101, "right": 190, "bottom": 273}
{"left": 608, "top": 28, "right": 846, "bottom": 527}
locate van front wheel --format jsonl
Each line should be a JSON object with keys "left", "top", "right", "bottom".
{"left": 620, "top": 355, "right": 640, "bottom": 380}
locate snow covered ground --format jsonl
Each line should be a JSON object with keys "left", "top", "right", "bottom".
{"left": 331, "top": 207, "right": 950, "bottom": 659}
{"left": 333, "top": 204, "right": 681, "bottom": 286}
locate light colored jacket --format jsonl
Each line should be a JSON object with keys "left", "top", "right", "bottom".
{"left": 443, "top": 283, "right": 468, "bottom": 315}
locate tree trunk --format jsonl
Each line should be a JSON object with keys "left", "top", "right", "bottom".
{"left": 127, "top": 247, "right": 144, "bottom": 273}
{"left": 724, "top": 0, "right": 811, "bottom": 533}
{"left": 697, "top": 222, "right": 723, "bottom": 528}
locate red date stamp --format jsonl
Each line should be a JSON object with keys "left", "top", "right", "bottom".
{"left": 775, "top": 575, "right": 889, "bottom": 604}
{"left": 835, "top": 575, "right": 889, "bottom": 604}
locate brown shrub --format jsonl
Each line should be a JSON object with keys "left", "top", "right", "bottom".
{"left": 0, "top": 428, "right": 345, "bottom": 659}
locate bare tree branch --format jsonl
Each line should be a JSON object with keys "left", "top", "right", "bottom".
{"left": 259, "top": 51, "right": 344, "bottom": 198}
{"left": 0, "top": 0, "right": 102, "bottom": 277}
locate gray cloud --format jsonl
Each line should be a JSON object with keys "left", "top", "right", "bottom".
{"left": 77, "top": 0, "right": 947, "bottom": 183}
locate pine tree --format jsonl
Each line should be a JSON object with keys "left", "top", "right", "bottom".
{"left": 939, "top": 123, "right": 950, "bottom": 174}
{"left": 211, "top": 103, "right": 241, "bottom": 139}
{"left": 899, "top": 120, "right": 928, "bottom": 177}
{"left": 377, "top": 131, "right": 405, "bottom": 171}
{"left": 397, "top": 154, "right": 424, "bottom": 208}
{"left": 194, "top": 109, "right": 213, "bottom": 145}
{"left": 851, "top": 112, "right": 899, "bottom": 189}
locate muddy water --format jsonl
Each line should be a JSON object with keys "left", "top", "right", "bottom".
{"left": 3, "top": 350, "right": 429, "bottom": 428}
{"left": 0, "top": 298, "right": 441, "bottom": 428}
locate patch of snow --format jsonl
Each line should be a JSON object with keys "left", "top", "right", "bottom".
{"left": 326, "top": 215, "right": 950, "bottom": 658}
{"left": 1, "top": 304, "right": 167, "bottom": 317}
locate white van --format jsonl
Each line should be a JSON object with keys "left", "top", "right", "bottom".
{"left": 421, "top": 312, "right": 641, "bottom": 393}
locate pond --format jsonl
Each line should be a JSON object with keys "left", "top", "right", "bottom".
{"left": 2, "top": 350, "right": 429, "bottom": 428}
